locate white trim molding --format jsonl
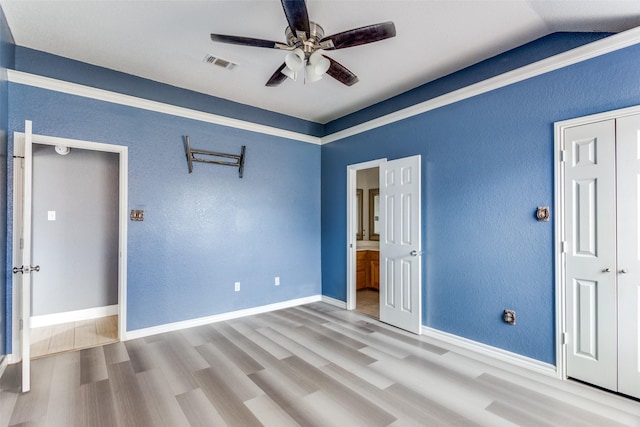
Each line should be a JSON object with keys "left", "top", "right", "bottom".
{"left": 321, "top": 26, "right": 640, "bottom": 144}
{"left": 422, "top": 326, "right": 558, "bottom": 378}
{"left": 125, "top": 295, "right": 322, "bottom": 340}
{"left": 9, "top": 27, "right": 640, "bottom": 148}
{"left": 321, "top": 295, "right": 347, "bottom": 309}
{"left": 8, "top": 70, "right": 321, "bottom": 146}
{"left": 30, "top": 305, "right": 118, "bottom": 328}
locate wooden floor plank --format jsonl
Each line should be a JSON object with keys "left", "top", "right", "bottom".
{"left": 3, "top": 303, "right": 640, "bottom": 427}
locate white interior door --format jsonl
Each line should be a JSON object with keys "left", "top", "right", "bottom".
{"left": 564, "top": 114, "right": 640, "bottom": 399}
{"left": 21, "top": 121, "right": 34, "bottom": 392}
{"left": 564, "top": 119, "right": 618, "bottom": 391}
{"left": 615, "top": 114, "right": 640, "bottom": 398}
{"left": 379, "top": 155, "right": 422, "bottom": 334}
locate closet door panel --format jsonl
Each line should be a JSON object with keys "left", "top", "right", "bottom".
{"left": 616, "top": 113, "right": 640, "bottom": 399}
{"left": 564, "top": 120, "right": 618, "bottom": 390}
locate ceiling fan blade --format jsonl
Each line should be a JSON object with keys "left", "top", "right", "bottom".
{"left": 281, "top": 0, "right": 310, "bottom": 37}
{"left": 266, "top": 63, "right": 289, "bottom": 87}
{"left": 321, "top": 21, "right": 396, "bottom": 50}
{"left": 211, "top": 34, "right": 281, "bottom": 49}
{"left": 325, "top": 57, "right": 359, "bottom": 86}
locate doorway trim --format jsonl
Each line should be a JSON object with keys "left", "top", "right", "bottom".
{"left": 554, "top": 103, "right": 640, "bottom": 381}
{"left": 346, "top": 158, "right": 386, "bottom": 311}
{"left": 11, "top": 131, "right": 128, "bottom": 362}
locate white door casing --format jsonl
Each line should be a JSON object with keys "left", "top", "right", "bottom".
{"left": 346, "top": 159, "right": 386, "bottom": 311}
{"left": 563, "top": 120, "right": 618, "bottom": 391}
{"left": 11, "top": 128, "right": 129, "bottom": 392}
{"left": 615, "top": 114, "right": 640, "bottom": 398}
{"left": 379, "top": 155, "right": 422, "bottom": 334}
{"left": 21, "top": 120, "right": 33, "bottom": 392}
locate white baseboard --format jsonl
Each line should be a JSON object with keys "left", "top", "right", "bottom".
{"left": 321, "top": 295, "right": 347, "bottom": 309}
{"left": 125, "top": 295, "right": 323, "bottom": 340}
{"left": 422, "top": 326, "right": 558, "bottom": 378}
{"left": 31, "top": 305, "right": 119, "bottom": 328}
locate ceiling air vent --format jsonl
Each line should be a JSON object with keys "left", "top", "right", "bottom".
{"left": 203, "top": 54, "right": 237, "bottom": 70}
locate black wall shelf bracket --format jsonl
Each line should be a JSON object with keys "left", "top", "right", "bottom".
{"left": 184, "top": 135, "right": 246, "bottom": 178}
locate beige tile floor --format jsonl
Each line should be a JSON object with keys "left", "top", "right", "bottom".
{"left": 30, "top": 315, "right": 118, "bottom": 359}
{"left": 356, "top": 288, "right": 379, "bottom": 318}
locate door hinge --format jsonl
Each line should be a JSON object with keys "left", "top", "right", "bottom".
{"left": 562, "top": 332, "right": 567, "bottom": 345}
{"left": 20, "top": 238, "right": 24, "bottom": 250}
{"left": 561, "top": 241, "right": 567, "bottom": 253}
{"left": 19, "top": 318, "right": 23, "bottom": 331}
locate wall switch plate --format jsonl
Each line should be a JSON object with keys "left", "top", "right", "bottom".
{"left": 234, "top": 282, "right": 240, "bottom": 292}
{"left": 275, "top": 277, "right": 280, "bottom": 286}
{"left": 47, "top": 211, "right": 56, "bottom": 221}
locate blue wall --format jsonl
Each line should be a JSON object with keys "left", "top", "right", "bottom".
{"left": 8, "top": 84, "right": 321, "bottom": 332}
{"left": 321, "top": 41, "right": 640, "bottom": 364}
{"left": 0, "top": 6, "right": 14, "bottom": 357}
{"left": 15, "top": 47, "right": 324, "bottom": 138}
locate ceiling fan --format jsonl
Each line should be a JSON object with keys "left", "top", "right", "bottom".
{"left": 210, "top": 0, "right": 396, "bottom": 87}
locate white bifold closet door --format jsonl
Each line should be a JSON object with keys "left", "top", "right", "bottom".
{"left": 564, "top": 114, "right": 640, "bottom": 399}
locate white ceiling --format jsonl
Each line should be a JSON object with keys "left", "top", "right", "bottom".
{"left": 2, "top": 0, "right": 640, "bottom": 124}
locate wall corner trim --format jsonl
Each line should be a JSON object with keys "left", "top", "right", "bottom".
{"left": 124, "top": 295, "right": 323, "bottom": 340}
{"left": 7, "top": 69, "right": 321, "bottom": 145}
{"left": 422, "top": 326, "right": 558, "bottom": 378}
{"left": 320, "top": 26, "right": 640, "bottom": 144}
{"left": 321, "top": 295, "right": 347, "bottom": 309}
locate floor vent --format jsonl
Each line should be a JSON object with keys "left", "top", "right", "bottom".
{"left": 203, "top": 54, "right": 237, "bottom": 70}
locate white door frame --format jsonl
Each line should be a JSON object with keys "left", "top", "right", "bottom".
{"left": 554, "top": 104, "right": 640, "bottom": 381}
{"left": 346, "top": 158, "right": 386, "bottom": 310}
{"left": 10, "top": 131, "right": 129, "bottom": 366}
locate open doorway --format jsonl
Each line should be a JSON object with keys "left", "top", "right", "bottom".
{"left": 355, "top": 167, "right": 380, "bottom": 318}
{"left": 346, "top": 159, "right": 386, "bottom": 317}
{"left": 11, "top": 131, "right": 127, "bottom": 373}
{"left": 28, "top": 143, "right": 119, "bottom": 358}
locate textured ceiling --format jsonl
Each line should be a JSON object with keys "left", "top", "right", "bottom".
{"left": 2, "top": 0, "right": 639, "bottom": 123}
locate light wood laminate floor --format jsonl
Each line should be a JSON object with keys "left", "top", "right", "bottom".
{"left": 356, "top": 288, "right": 379, "bottom": 318}
{"left": 30, "top": 316, "right": 118, "bottom": 359}
{"left": 2, "top": 303, "right": 640, "bottom": 426}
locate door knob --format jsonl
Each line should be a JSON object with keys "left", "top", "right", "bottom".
{"left": 31, "top": 265, "right": 40, "bottom": 272}
{"left": 603, "top": 268, "right": 611, "bottom": 272}
{"left": 620, "top": 269, "right": 628, "bottom": 274}
{"left": 12, "top": 266, "right": 24, "bottom": 274}
{"left": 410, "top": 250, "right": 421, "bottom": 257}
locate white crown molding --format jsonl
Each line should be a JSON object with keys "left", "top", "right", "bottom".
{"left": 124, "top": 295, "right": 322, "bottom": 340}
{"left": 7, "top": 69, "right": 322, "bottom": 145}
{"left": 10, "top": 27, "right": 640, "bottom": 148}
{"left": 320, "top": 26, "right": 640, "bottom": 144}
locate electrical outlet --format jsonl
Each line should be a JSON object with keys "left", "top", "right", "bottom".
{"left": 275, "top": 276, "right": 280, "bottom": 286}
{"left": 503, "top": 309, "right": 516, "bottom": 325}
{"left": 234, "top": 282, "right": 240, "bottom": 292}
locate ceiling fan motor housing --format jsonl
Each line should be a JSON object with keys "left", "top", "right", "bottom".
{"left": 285, "top": 21, "right": 333, "bottom": 58}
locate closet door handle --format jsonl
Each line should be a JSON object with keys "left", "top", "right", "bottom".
{"left": 603, "top": 268, "right": 611, "bottom": 273}
{"left": 620, "top": 269, "right": 628, "bottom": 274}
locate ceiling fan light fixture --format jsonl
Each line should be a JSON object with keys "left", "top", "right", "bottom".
{"left": 305, "top": 63, "right": 323, "bottom": 82}
{"left": 281, "top": 66, "right": 298, "bottom": 81}
{"left": 285, "top": 48, "right": 305, "bottom": 72}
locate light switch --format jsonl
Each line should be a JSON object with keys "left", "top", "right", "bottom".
{"left": 48, "top": 211, "right": 56, "bottom": 221}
